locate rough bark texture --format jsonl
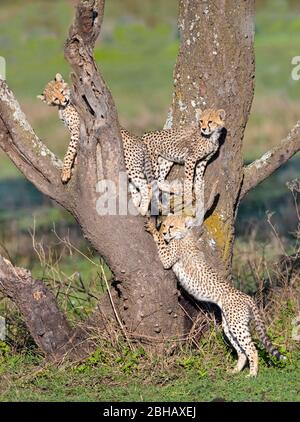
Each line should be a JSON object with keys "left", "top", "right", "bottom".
{"left": 0, "top": 0, "right": 300, "bottom": 356}
{"left": 0, "top": 255, "right": 76, "bottom": 358}
{"left": 169, "top": 0, "right": 300, "bottom": 281}
{"left": 63, "top": 0, "right": 192, "bottom": 343}
{"left": 169, "top": 0, "right": 256, "bottom": 277}
{"left": 168, "top": 0, "right": 300, "bottom": 280}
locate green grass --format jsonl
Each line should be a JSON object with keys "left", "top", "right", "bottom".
{"left": 0, "top": 346, "right": 299, "bottom": 402}
{"left": 0, "top": 0, "right": 300, "bottom": 177}
{"left": 1, "top": 290, "right": 299, "bottom": 402}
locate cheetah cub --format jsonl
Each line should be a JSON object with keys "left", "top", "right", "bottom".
{"left": 145, "top": 215, "right": 286, "bottom": 376}
{"left": 38, "top": 73, "right": 80, "bottom": 183}
{"left": 121, "top": 129, "right": 153, "bottom": 216}
{"left": 37, "top": 75, "right": 152, "bottom": 214}
{"left": 142, "top": 108, "right": 225, "bottom": 205}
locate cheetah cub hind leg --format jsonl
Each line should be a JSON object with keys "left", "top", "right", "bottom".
{"left": 223, "top": 308, "right": 258, "bottom": 377}
{"left": 222, "top": 319, "right": 247, "bottom": 375}
{"left": 129, "top": 179, "right": 152, "bottom": 216}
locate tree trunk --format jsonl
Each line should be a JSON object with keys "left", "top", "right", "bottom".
{"left": 1, "top": 0, "right": 300, "bottom": 356}
{"left": 169, "top": 0, "right": 255, "bottom": 277}
{"left": 170, "top": 0, "right": 300, "bottom": 280}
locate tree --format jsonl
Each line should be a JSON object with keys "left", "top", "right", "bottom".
{"left": 0, "top": 0, "right": 299, "bottom": 358}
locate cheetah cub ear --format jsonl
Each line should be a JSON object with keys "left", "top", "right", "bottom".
{"left": 55, "top": 73, "right": 64, "bottom": 82}
{"left": 37, "top": 94, "right": 46, "bottom": 102}
{"left": 218, "top": 109, "right": 226, "bottom": 120}
{"left": 195, "top": 108, "right": 202, "bottom": 123}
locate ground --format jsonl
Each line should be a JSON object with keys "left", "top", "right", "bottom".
{"left": 1, "top": 345, "right": 299, "bottom": 402}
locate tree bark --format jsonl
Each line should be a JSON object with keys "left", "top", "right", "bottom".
{"left": 169, "top": 0, "right": 300, "bottom": 281}
{"left": 241, "top": 122, "right": 300, "bottom": 199}
{"left": 170, "top": 0, "right": 255, "bottom": 277}
{"left": 0, "top": 255, "right": 77, "bottom": 358}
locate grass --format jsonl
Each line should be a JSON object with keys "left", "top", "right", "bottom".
{"left": 0, "top": 259, "right": 299, "bottom": 402}
{"left": 0, "top": 338, "right": 299, "bottom": 402}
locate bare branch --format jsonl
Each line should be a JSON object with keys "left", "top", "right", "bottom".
{"left": 0, "top": 0, "right": 204, "bottom": 345}
{"left": 69, "top": 0, "right": 105, "bottom": 49}
{"left": 0, "top": 79, "right": 70, "bottom": 207}
{"left": 0, "top": 255, "right": 76, "bottom": 358}
{"left": 65, "top": 0, "right": 124, "bottom": 195}
{"left": 241, "top": 121, "right": 300, "bottom": 199}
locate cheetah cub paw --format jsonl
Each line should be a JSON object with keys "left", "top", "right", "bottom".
{"left": 61, "top": 168, "right": 72, "bottom": 184}
{"left": 144, "top": 219, "right": 157, "bottom": 235}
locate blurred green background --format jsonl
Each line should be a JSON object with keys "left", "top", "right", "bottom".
{"left": 0, "top": 0, "right": 299, "bottom": 285}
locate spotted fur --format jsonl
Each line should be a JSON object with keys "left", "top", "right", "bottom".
{"left": 121, "top": 128, "right": 153, "bottom": 216}
{"left": 145, "top": 215, "right": 286, "bottom": 376}
{"left": 38, "top": 73, "right": 80, "bottom": 183}
{"left": 142, "top": 109, "right": 225, "bottom": 207}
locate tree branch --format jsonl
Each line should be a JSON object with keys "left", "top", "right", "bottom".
{"left": 241, "top": 121, "right": 300, "bottom": 199}
{"left": 69, "top": 0, "right": 105, "bottom": 49}
{"left": 0, "top": 79, "right": 70, "bottom": 207}
{"left": 65, "top": 0, "right": 124, "bottom": 198}
{"left": 0, "top": 255, "right": 79, "bottom": 358}
{"left": 0, "top": 0, "right": 199, "bottom": 345}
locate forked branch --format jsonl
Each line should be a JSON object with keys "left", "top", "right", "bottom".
{"left": 0, "top": 80, "right": 68, "bottom": 206}
{"left": 241, "top": 121, "right": 300, "bottom": 199}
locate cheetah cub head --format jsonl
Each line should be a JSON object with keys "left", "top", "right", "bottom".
{"left": 196, "top": 108, "right": 226, "bottom": 138}
{"left": 160, "top": 215, "right": 189, "bottom": 242}
{"left": 37, "top": 73, "right": 70, "bottom": 107}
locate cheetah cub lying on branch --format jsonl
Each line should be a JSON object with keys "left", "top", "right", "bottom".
{"left": 145, "top": 215, "right": 286, "bottom": 376}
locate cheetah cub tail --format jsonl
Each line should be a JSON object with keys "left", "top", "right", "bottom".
{"left": 248, "top": 298, "right": 286, "bottom": 361}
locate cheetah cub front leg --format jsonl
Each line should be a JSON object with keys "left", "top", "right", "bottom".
{"left": 61, "top": 131, "right": 79, "bottom": 183}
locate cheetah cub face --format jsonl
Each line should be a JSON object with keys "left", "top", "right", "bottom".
{"left": 197, "top": 108, "right": 226, "bottom": 137}
{"left": 37, "top": 73, "right": 70, "bottom": 107}
{"left": 160, "top": 215, "right": 189, "bottom": 242}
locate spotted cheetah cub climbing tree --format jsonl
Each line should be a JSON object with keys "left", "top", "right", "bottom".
{"left": 38, "top": 73, "right": 80, "bottom": 183}
{"left": 142, "top": 108, "right": 225, "bottom": 207}
{"left": 145, "top": 215, "right": 285, "bottom": 376}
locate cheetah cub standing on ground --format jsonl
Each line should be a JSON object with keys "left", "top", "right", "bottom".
{"left": 38, "top": 75, "right": 152, "bottom": 215}
{"left": 145, "top": 215, "right": 286, "bottom": 376}
{"left": 38, "top": 73, "right": 80, "bottom": 183}
{"left": 142, "top": 108, "right": 225, "bottom": 206}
